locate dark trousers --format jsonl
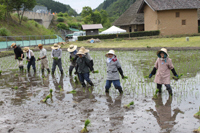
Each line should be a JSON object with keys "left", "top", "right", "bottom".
{"left": 105, "top": 80, "right": 122, "bottom": 90}
{"left": 78, "top": 72, "right": 91, "bottom": 83}
{"left": 52, "top": 59, "right": 63, "bottom": 72}
{"left": 157, "top": 84, "right": 172, "bottom": 90}
{"left": 69, "top": 66, "right": 75, "bottom": 75}
{"left": 27, "top": 58, "right": 36, "bottom": 70}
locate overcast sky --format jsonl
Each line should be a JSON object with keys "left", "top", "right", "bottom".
{"left": 55, "top": 0, "right": 104, "bottom": 13}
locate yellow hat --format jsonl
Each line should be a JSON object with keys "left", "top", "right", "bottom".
{"left": 23, "top": 47, "right": 30, "bottom": 52}
{"left": 38, "top": 44, "right": 43, "bottom": 47}
{"left": 51, "top": 43, "right": 61, "bottom": 50}
{"left": 68, "top": 45, "right": 77, "bottom": 52}
{"left": 11, "top": 43, "right": 16, "bottom": 48}
{"left": 79, "top": 47, "right": 89, "bottom": 54}
{"left": 76, "top": 49, "right": 85, "bottom": 55}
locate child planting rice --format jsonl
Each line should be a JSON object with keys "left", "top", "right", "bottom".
{"left": 51, "top": 44, "right": 63, "bottom": 75}
{"left": 149, "top": 48, "right": 179, "bottom": 96}
{"left": 37, "top": 44, "right": 50, "bottom": 74}
{"left": 23, "top": 47, "right": 36, "bottom": 73}
{"left": 79, "top": 47, "right": 94, "bottom": 67}
{"left": 67, "top": 45, "right": 78, "bottom": 76}
{"left": 11, "top": 43, "right": 24, "bottom": 71}
{"left": 105, "top": 50, "right": 126, "bottom": 94}
{"left": 75, "top": 49, "right": 94, "bottom": 87}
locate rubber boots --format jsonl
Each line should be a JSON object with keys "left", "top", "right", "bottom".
{"left": 116, "top": 86, "right": 123, "bottom": 94}
{"left": 61, "top": 71, "right": 64, "bottom": 75}
{"left": 47, "top": 69, "right": 50, "bottom": 74}
{"left": 88, "top": 81, "right": 94, "bottom": 86}
{"left": 33, "top": 68, "right": 36, "bottom": 73}
{"left": 42, "top": 69, "right": 44, "bottom": 74}
{"left": 69, "top": 70, "right": 72, "bottom": 76}
{"left": 166, "top": 84, "right": 173, "bottom": 96}
{"left": 81, "top": 82, "right": 86, "bottom": 87}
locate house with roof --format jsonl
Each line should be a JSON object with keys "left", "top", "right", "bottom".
{"left": 113, "top": 0, "right": 144, "bottom": 33}
{"left": 82, "top": 24, "right": 103, "bottom": 36}
{"left": 138, "top": 0, "right": 200, "bottom": 35}
{"left": 114, "top": 0, "right": 200, "bottom": 36}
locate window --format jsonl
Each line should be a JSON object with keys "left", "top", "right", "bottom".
{"left": 176, "top": 12, "right": 180, "bottom": 17}
{"left": 182, "top": 20, "right": 186, "bottom": 25}
{"left": 129, "top": 27, "right": 132, "bottom": 32}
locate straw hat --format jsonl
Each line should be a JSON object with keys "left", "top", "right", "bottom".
{"left": 51, "top": 43, "right": 61, "bottom": 50}
{"left": 11, "top": 43, "right": 16, "bottom": 48}
{"left": 79, "top": 47, "right": 89, "bottom": 53}
{"left": 23, "top": 47, "right": 30, "bottom": 52}
{"left": 105, "top": 50, "right": 115, "bottom": 57}
{"left": 68, "top": 45, "right": 77, "bottom": 52}
{"left": 38, "top": 44, "right": 43, "bottom": 47}
{"left": 157, "top": 48, "right": 169, "bottom": 57}
{"left": 76, "top": 50, "right": 85, "bottom": 55}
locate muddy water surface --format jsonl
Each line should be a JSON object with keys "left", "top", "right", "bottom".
{"left": 0, "top": 51, "right": 200, "bottom": 133}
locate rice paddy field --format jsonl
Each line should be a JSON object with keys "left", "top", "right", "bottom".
{"left": 0, "top": 50, "right": 200, "bottom": 133}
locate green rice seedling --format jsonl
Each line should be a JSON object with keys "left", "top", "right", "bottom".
{"left": 81, "top": 119, "right": 90, "bottom": 133}
{"left": 173, "top": 73, "right": 183, "bottom": 81}
{"left": 50, "top": 89, "right": 53, "bottom": 98}
{"left": 194, "top": 106, "right": 200, "bottom": 119}
{"left": 67, "top": 90, "right": 77, "bottom": 94}
{"left": 42, "top": 95, "right": 51, "bottom": 103}
{"left": 124, "top": 101, "right": 134, "bottom": 108}
{"left": 13, "top": 86, "right": 18, "bottom": 90}
{"left": 74, "top": 76, "right": 79, "bottom": 83}
{"left": 42, "top": 75, "right": 45, "bottom": 78}
{"left": 153, "top": 89, "right": 159, "bottom": 99}
{"left": 144, "top": 75, "right": 149, "bottom": 78}
{"left": 54, "top": 57, "right": 59, "bottom": 60}
{"left": 15, "top": 74, "right": 18, "bottom": 76}
{"left": 93, "top": 70, "right": 99, "bottom": 73}
{"left": 123, "top": 76, "right": 128, "bottom": 79}
{"left": 58, "top": 85, "right": 61, "bottom": 89}
{"left": 0, "top": 70, "right": 2, "bottom": 75}
{"left": 37, "top": 57, "right": 40, "bottom": 61}
{"left": 18, "top": 57, "right": 22, "bottom": 60}
{"left": 147, "top": 46, "right": 151, "bottom": 48}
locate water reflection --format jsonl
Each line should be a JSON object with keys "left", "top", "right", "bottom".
{"left": 106, "top": 94, "right": 124, "bottom": 128}
{"left": 149, "top": 94, "right": 184, "bottom": 132}
{"left": 52, "top": 75, "right": 65, "bottom": 101}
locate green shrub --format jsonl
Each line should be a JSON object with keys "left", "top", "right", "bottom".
{"left": 198, "top": 26, "right": 200, "bottom": 33}
{"left": 0, "top": 27, "right": 10, "bottom": 36}
{"left": 78, "top": 30, "right": 160, "bottom": 41}
{"left": 57, "top": 12, "right": 64, "bottom": 17}
{"left": 63, "top": 12, "right": 68, "bottom": 17}
{"left": 57, "top": 23, "right": 69, "bottom": 30}
{"left": 57, "top": 17, "right": 65, "bottom": 22}
{"left": 22, "top": 16, "right": 28, "bottom": 22}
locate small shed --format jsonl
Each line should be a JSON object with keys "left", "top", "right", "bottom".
{"left": 82, "top": 24, "right": 103, "bottom": 36}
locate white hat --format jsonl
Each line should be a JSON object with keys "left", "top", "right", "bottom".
{"left": 105, "top": 50, "right": 115, "bottom": 57}
{"left": 51, "top": 43, "right": 61, "bottom": 50}
{"left": 68, "top": 45, "right": 77, "bottom": 52}
{"left": 157, "top": 48, "right": 169, "bottom": 57}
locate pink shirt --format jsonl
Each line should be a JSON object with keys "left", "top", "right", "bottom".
{"left": 154, "top": 58, "right": 174, "bottom": 84}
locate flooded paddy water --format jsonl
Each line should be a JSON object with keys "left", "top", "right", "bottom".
{"left": 0, "top": 50, "right": 200, "bottom": 133}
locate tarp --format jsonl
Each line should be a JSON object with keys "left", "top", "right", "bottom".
{"left": 69, "top": 28, "right": 80, "bottom": 32}
{"left": 100, "top": 26, "right": 126, "bottom": 34}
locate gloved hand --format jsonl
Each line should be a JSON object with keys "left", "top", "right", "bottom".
{"left": 176, "top": 75, "right": 179, "bottom": 78}
{"left": 74, "top": 72, "right": 78, "bottom": 75}
{"left": 122, "top": 75, "right": 125, "bottom": 79}
{"left": 149, "top": 74, "right": 152, "bottom": 78}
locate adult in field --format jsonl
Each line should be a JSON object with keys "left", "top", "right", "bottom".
{"left": 75, "top": 50, "right": 94, "bottom": 87}
{"left": 79, "top": 47, "right": 94, "bottom": 67}
{"left": 23, "top": 47, "right": 36, "bottom": 73}
{"left": 149, "top": 48, "right": 179, "bottom": 96}
{"left": 67, "top": 45, "right": 78, "bottom": 76}
{"left": 11, "top": 43, "right": 24, "bottom": 71}
{"left": 105, "top": 50, "right": 125, "bottom": 94}
{"left": 51, "top": 44, "right": 63, "bottom": 75}
{"left": 37, "top": 44, "right": 50, "bottom": 74}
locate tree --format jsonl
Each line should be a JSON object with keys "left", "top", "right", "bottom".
{"left": 13, "top": 0, "right": 36, "bottom": 24}
{"left": 83, "top": 14, "right": 92, "bottom": 24}
{"left": 100, "top": 9, "right": 108, "bottom": 25}
{"left": 81, "top": 6, "right": 92, "bottom": 18}
{"left": 0, "top": 4, "right": 6, "bottom": 20}
{"left": 91, "top": 10, "right": 101, "bottom": 24}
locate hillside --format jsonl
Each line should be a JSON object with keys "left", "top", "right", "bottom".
{"left": 96, "top": 0, "right": 136, "bottom": 22}
{"left": 36, "top": 0, "right": 77, "bottom": 16}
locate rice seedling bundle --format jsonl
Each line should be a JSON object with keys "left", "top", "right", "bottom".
{"left": 81, "top": 119, "right": 90, "bottom": 133}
